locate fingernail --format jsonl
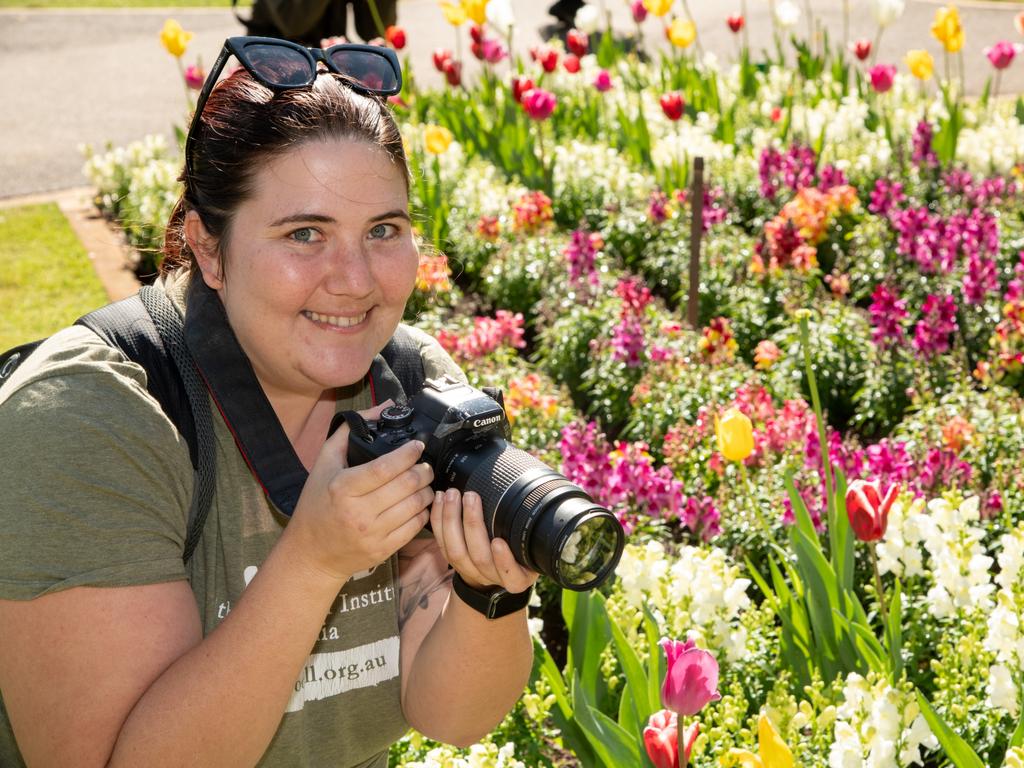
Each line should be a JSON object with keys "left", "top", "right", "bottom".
{"left": 412, "top": 440, "right": 426, "bottom": 453}
{"left": 434, "top": 490, "right": 444, "bottom": 505}
{"left": 446, "top": 488, "right": 459, "bottom": 502}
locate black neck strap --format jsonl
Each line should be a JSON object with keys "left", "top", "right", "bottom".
{"left": 183, "top": 278, "right": 399, "bottom": 517}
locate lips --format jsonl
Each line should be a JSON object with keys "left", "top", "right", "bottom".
{"left": 302, "top": 310, "right": 368, "bottom": 328}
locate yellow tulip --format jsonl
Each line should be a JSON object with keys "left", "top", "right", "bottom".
{"left": 715, "top": 407, "right": 754, "bottom": 462}
{"left": 643, "top": 0, "right": 674, "bottom": 18}
{"left": 440, "top": 0, "right": 468, "bottom": 25}
{"left": 462, "top": 0, "right": 488, "bottom": 25}
{"left": 905, "top": 49, "right": 934, "bottom": 80}
{"left": 424, "top": 125, "right": 454, "bottom": 155}
{"left": 667, "top": 18, "right": 697, "bottom": 49}
{"left": 160, "top": 19, "right": 193, "bottom": 58}
{"left": 930, "top": 5, "right": 964, "bottom": 53}
{"left": 722, "top": 749, "right": 763, "bottom": 767}
{"left": 757, "top": 714, "right": 794, "bottom": 768}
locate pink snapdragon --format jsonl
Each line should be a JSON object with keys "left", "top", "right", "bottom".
{"left": 869, "top": 283, "right": 908, "bottom": 350}
{"left": 563, "top": 229, "right": 603, "bottom": 292}
{"left": 867, "top": 177, "right": 906, "bottom": 216}
{"left": 912, "top": 294, "right": 959, "bottom": 359}
{"left": 437, "top": 311, "right": 526, "bottom": 361}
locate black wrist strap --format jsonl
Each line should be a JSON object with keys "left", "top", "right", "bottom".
{"left": 451, "top": 572, "right": 532, "bottom": 619}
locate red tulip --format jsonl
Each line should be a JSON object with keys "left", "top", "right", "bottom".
{"left": 535, "top": 45, "right": 560, "bottom": 72}
{"left": 846, "top": 479, "right": 898, "bottom": 542}
{"left": 868, "top": 63, "right": 897, "bottom": 93}
{"left": 850, "top": 38, "right": 872, "bottom": 61}
{"left": 442, "top": 58, "right": 462, "bottom": 87}
{"left": 521, "top": 87, "right": 557, "bottom": 120}
{"left": 643, "top": 710, "right": 700, "bottom": 768}
{"left": 659, "top": 638, "right": 721, "bottom": 716}
{"left": 563, "top": 54, "right": 581, "bottom": 73}
{"left": 385, "top": 24, "right": 406, "bottom": 49}
{"left": 727, "top": 14, "right": 744, "bottom": 33}
{"left": 660, "top": 91, "right": 685, "bottom": 121}
{"left": 512, "top": 75, "right": 535, "bottom": 103}
{"left": 770, "top": 105, "right": 783, "bottom": 122}
{"left": 567, "top": 28, "right": 590, "bottom": 56}
{"left": 432, "top": 47, "right": 453, "bottom": 72}
{"left": 470, "top": 24, "right": 485, "bottom": 44}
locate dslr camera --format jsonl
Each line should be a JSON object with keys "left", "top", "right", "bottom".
{"left": 340, "top": 375, "right": 624, "bottom": 591}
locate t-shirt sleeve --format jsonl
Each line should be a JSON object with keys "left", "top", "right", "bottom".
{"left": 0, "top": 332, "right": 193, "bottom": 600}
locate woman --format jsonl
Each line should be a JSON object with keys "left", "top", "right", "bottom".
{"left": 0, "top": 38, "right": 535, "bottom": 767}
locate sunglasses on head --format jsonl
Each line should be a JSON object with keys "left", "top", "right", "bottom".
{"left": 185, "top": 36, "right": 403, "bottom": 179}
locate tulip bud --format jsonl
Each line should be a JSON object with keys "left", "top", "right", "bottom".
{"left": 850, "top": 38, "right": 872, "bottom": 60}
{"left": 511, "top": 75, "right": 535, "bottom": 103}
{"left": 770, "top": 105, "right": 783, "bottom": 122}
{"left": 845, "top": 479, "right": 898, "bottom": 542}
{"left": 432, "top": 47, "right": 453, "bottom": 72}
{"left": 385, "top": 24, "right": 406, "bottom": 49}
{"left": 471, "top": 40, "right": 484, "bottom": 60}
{"left": 868, "top": 63, "right": 897, "bottom": 93}
{"left": 521, "top": 87, "right": 557, "bottom": 120}
{"left": 442, "top": 58, "right": 462, "bottom": 87}
{"left": 183, "top": 64, "right": 205, "bottom": 91}
{"left": 715, "top": 407, "right": 753, "bottom": 462}
{"left": 643, "top": 710, "right": 700, "bottom": 768}
{"left": 469, "top": 23, "right": 485, "bottom": 43}
{"left": 659, "top": 638, "right": 721, "bottom": 716}
{"left": 985, "top": 41, "right": 1023, "bottom": 70}
{"left": 566, "top": 28, "right": 590, "bottom": 57}
{"left": 563, "top": 54, "right": 581, "bottom": 73}
{"left": 659, "top": 91, "right": 685, "bottom": 120}
{"left": 727, "top": 14, "right": 744, "bottom": 33}
{"left": 631, "top": 0, "right": 648, "bottom": 22}
{"left": 593, "top": 69, "right": 613, "bottom": 92}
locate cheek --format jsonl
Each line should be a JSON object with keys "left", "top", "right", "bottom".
{"left": 377, "top": 251, "right": 419, "bottom": 299}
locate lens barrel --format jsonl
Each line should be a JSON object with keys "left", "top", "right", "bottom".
{"left": 443, "top": 441, "right": 624, "bottom": 590}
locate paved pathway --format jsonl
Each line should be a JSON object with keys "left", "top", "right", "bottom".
{"left": 1, "top": 0, "right": 1022, "bottom": 200}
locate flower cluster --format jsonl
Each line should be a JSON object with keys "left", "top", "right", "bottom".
{"left": 437, "top": 311, "right": 526, "bottom": 361}
{"left": 562, "top": 228, "right": 603, "bottom": 293}
{"left": 511, "top": 190, "right": 553, "bottom": 232}
{"left": 984, "top": 524, "right": 1024, "bottom": 717}
{"left": 758, "top": 143, "right": 817, "bottom": 200}
{"left": 398, "top": 742, "right": 526, "bottom": 768}
{"left": 611, "top": 277, "right": 653, "bottom": 367}
{"left": 912, "top": 293, "right": 958, "bottom": 360}
{"left": 415, "top": 253, "right": 452, "bottom": 293}
{"left": 869, "top": 283, "right": 908, "bottom": 351}
{"left": 698, "top": 317, "right": 739, "bottom": 365}
{"left": 502, "top": 373, "right": 560, "bottom": 424}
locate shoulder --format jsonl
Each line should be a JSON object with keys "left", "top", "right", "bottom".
{"left": 395, "top": 323, "right": 467, "bottom": 384}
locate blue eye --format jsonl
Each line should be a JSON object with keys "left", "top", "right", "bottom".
{"left": 370, "top": 223, "right": 391, "bottom": 239}
{"left": 291, "top": 227, "right": 317, "bottom": 243}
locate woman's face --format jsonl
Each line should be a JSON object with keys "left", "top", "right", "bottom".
{"left": 195, "top": 138, "right": 417, "bottom": 399}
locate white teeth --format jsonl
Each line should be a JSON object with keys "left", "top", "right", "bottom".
{"left": 305, "top": 311, "right": 367, "bottom": 328}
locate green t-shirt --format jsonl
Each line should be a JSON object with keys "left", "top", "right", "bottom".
{"left": 0, "top": 280, "right": 464, "bottom": 767}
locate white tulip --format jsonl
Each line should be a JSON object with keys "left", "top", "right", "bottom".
{"left": 870, "top": 0, "right": 905, "bottom": 28}
{"left": 775, "top": 0, "right": 801, "bottom": 29}
{"left": 485, "top": 0, "right": 515, "bottom": 37}
{"left": 574, "top": 3, "right": 602, "bottom": 34}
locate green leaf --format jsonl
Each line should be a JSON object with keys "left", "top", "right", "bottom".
{"left": 606, "top": 595, "right": 655, "bottom": 728}
{"left": 886, "top": 579, "right": 904, "bottom": 681}
{"left": 572, "top": 672, "right": 641, "bottom": 767}
{"left": 784, "top": 470, "right": 818, "bottom": 544}
{"left": 1010, "top": 701, "right": 1024, "bottom": 749}
{"left": 642, "top": 604, "right": 664, "bottom": 714}
{"left": 915, "top": 691, "right": 985, "bottom": 768}
{"left": 1016, "top": 96, "right": 1024, "bottom": 124}
{"left": 831, "top": 468, "right": 855, "bottom": 594}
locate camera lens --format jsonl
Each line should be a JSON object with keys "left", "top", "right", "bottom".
{"left": 443, "top": 442, "right": 624, "bottom": 590}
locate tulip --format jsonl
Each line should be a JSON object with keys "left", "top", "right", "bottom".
{"left": 423, "top": 124, "right": 454, "bottom": 155}
{"left": 715, "top": 407, "right": 753, "bottom": 462}
{"left": 159, "top": 19, "right": 193, "bottom": 58}
{"left": 481, "top": 37, "right": 508, "bottom": 63}
{"left": 643, "top": 710, "right": 699, "bottom": 768}
{"left": 575, "top": 3, "right": 602, "bottom": 34}
{"left": 631, "top": 0, "right": 649, "bottom": 22}
{"left": 511, "top": 75, "right": 534, "bottom": 103}
{"left": 432, "top": 47, "right": 453, "bottom": 71}
{"left": 469, "top": 23, "right": 485, "bottom": 43}
{"left": 660, "top": 91, "right": 685, "bottom": 120}
{"left": 442, "top": 58, "right": 462, "bottom": 87}
{"left": 183, "top": 64, "right": 205, "bottom": 91}
{"left": 870, "top": 0, "right": 905, "bottom": 28}
{"left": 846, "top": 479, "right": 897, "bottom": 542}
{"left": 486, "top": 0, "right": 516, "bottom": 36}
{"left": 659, "top": 637, "right": 721, "bottom": 716}
{"left": 531, "top": 45, "right": 560, "bottom": 73}
{"left": 905, "top": 49, "right": 934, "bottom": 80}
{"left": 1016, "top": 11, "right": 1024, "bottom": 37}
{"left": 563, "top": 54, "right": 581, "bottom": 73}
{"left": 985, "top": 41, "right": 1023, "bottom": 70}
{"left": 725, "top": 713, "right": 794, "bottom": 768}
{"left": 667, "top": 17, "right": 697, "bottom": 48}
{"left": 775, "top": 0, "right": 800, "bottom": 29}
{"left": 521, "top": 88, "right": 557, "bottom": 120}
{"left": 931, "top": 5, "right": 964, "bottom": 54}
{"left": 462, "top": 0, "right": 487, "bottom": 25}
{"left": 850, "top": 38, "right": 872, "bottom": 61}
{"left": 593, "top": 69, "right": 614, "bottom": 92}
{"left": 769, "top": 106, "right": 782, "bottom": 122}
{"left": 439, "top": 0, "right": 467, "bottom": 26}
{"left": 643, "top": 0, "right": 674, "bottom": 18}
{"left": 567, "top": 28, "right": 590, "bottom": 57}
{"left": 385, "top": 24, "right": 406, "bottom": 49}
{"left": 868, "top": 63, "right": 897, "bottom": 93}
{"left": 727, "top": 14, "right": 744, "bottom": 33}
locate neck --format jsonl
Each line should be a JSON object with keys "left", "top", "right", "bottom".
{"left": 260, "top": 385, "right": 337, "bottom": 471}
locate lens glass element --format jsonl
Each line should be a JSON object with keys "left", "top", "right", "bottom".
{"left": 557, "top": 513, "right": 623, "bottom": 588}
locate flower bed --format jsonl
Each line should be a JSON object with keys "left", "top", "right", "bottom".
{"left": 84, "top": 4, "right": 1024, "bottom": 766}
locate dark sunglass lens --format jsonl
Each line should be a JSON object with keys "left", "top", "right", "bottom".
{"left": 245, "top": 44, "right": 313, "bottom": 87}
{"left": 327, "top": 50, "right": 399, "bottom": 93}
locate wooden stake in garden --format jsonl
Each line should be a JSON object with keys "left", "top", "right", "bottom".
{"left": 687, "top": 156, "right": 704, "bottom": 328}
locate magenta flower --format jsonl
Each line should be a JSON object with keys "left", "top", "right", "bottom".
{"left": 659, "top": 638, "right": 721, "bottom": 716}
{"left": 521, "top": 88, "right": 557, "bottom": 120}
{"left": 593, "top": 69, "right": 614, "bottom": 92}
{"left": 985, "top": 41, "right": 1023, "bottom": 70}
{"left": 912, "top": 293, "right": 958, "bottom": 359}
{"left": 184, "top": 64, "right": 205, "bottom": 90}
{"left": 869, "top": 283, "right": 908, "bottom": 350}
{"left": 868, "top": 64, "right": 897, "bottom": 93}
{"left": 631, "top": 0, "right": 648, "bottom": 22}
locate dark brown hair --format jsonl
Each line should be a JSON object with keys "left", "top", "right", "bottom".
{"left": 161, "top": 71, "right": 409, "bottom": 274}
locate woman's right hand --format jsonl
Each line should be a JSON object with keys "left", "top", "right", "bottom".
{"left": 290, "top": 402, "right": 435, "bottom": 582}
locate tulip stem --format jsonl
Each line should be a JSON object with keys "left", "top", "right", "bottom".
{"left": 678, "top": 714, "right": 688, "bottom": 768}
{"left": 868, "top": 544, "right": 889, "bottom": 629}
{"left": 365, "top": 0, "right": 387, "bottom": 40}
{"left": 741, "top": 462, "right": 770, "bottom": 538}
{"left": 798, "top": 313, "right": 835, "bottom": 534}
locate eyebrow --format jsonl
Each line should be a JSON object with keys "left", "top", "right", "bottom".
{"left": 269, "top": 209, "right": 411, "bottom": 227}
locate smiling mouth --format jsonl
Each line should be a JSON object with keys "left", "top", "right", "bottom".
{"left": 303, "top": 310, "right": 369, "bottom": 328}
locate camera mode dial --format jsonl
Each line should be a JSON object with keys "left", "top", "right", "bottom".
{"left": 379, "top": 404, "right": 414, "bottom": 429}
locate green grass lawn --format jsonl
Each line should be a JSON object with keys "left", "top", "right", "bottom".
{"left": 0, "top": 204, "right": 109, "bottom": 351}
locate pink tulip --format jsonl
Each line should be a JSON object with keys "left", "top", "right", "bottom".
{"left": 846, "top": 479, "right": 898, "bottom": 542}
{"left": 868, "top": 64, "right": 897, "bottom": 93}
{"left": 985, "top": 41, "right": 1023, "bottom": 70}
{"left": 631, "top": 0, "right": 648, "bottom": 22}
{"left": 521, "top": 87, "right": 557, "bottom": 120}
{"left": 184, "top": 64, "right": 205, "bottom": 91}
{"left": 593, "top": 69, "right": 614, "bottom": 92}
{"left": 643, "top": 710, "right": 699, "bottom": 768}
{"left": 659, "top": 638, "right": 721, "bottom": 716}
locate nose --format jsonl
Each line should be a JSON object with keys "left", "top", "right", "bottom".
{"left": 322, "top": 240, "right": 374, "bottom": 298}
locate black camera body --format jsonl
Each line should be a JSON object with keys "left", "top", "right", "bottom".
{"left": 343, "top": 375, "right": 623, "bottom": 591}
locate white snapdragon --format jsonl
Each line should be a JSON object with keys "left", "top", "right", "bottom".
{"left": 918, "top": 497, "right": 995, "bottom": 618}
{"left": 552, "top": 139, "right": 652, "bottom": 203}
{"left": 983, "top": 525, "right": 1024, "bottom": 716}
{"left": 831, "top": 673, "right": 937, "bottom": 768}
{"left": 877, "top": 497, "right": 927, "bottom": 579}
{"left": 956, "top": 113, "right": 1024, "bottom": 176}
{"left": 400, "top": 742, "right": 526, "bottom": 768}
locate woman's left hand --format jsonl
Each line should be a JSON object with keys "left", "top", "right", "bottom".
{"left": 429, "top": 489, "right": 539, "bottom": 593}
